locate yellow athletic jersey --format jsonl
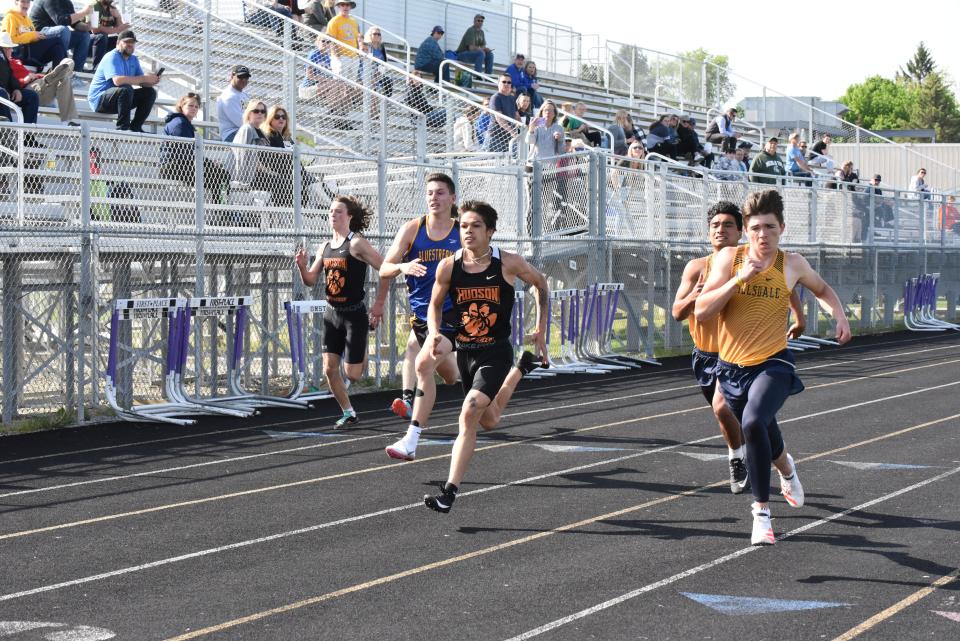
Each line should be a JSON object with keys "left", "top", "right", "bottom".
{"left": 326, "top": 15, "right": 360, "bottom": 57}
{"left": 688, "top": 254, "right": 720, "bottom": 353}
{"left": 717, "top": 246, "right": 790, "bottom": 366}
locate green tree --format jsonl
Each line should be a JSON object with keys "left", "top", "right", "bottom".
{"left": 839, "top": 76, "right": 913, "bottom": 130}
{"left": 677, "top": 48, "right": 736, "bottom": 108}
{"left": 908, "top": 71, "right": 960, "bottom": 142}
{"left": 898, "top": 42, "right": 936, "bottom": 85}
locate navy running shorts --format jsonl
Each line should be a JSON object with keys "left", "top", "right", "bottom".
{"left": 457, "top": 341, "right": 513, "bottom": 400}
{"left": 691, "top": 347, "right": 719, "bottom": 403}
{"left": 716, "top": 349, "right": 805, "bottom": 409}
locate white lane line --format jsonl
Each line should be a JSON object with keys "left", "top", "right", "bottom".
{"left": 0, "top": 387, "right": 956, "bottom": 602}
{"left": 501, "top": 463, "right": 960, "bottom": 641}
{"left": 0, "top": 336, "right": 953, "bottom": 468}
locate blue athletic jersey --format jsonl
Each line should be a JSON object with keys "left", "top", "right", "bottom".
{"left": 404, "top": 216, "right": 460, "bottom": 320}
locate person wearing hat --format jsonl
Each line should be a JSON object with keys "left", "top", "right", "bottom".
{"left": 0, "top": 29, "right": 39, "bottom": 123}
{"left": 27, "top": 0, "right": 92, "bottom": 74}
{"left": 2, "top": 0, "right": 67, "bottom": 71}
{"left": 677, "top": 114, "right": 712, "bottom": 167}
{"left": 414, "top": 25, "right": 447, "bottom": 83}
{"left": 87, "top": 30, "right": 158, "bottom": 132}
{"left": 217, "top": 64, "right": 251, "bottom": 142}
{"left": 1, "top": 30, "right": 76, "bottom": 124}
{"left": 748, "top": 137, "right": 786, "bottom": 185}
{"left": 506, "top": 53, "right": 529, "bottom": 96}
{"left": 455, "top": 13, "right": 493, "bottom": 75}
{"left": 325, "top": 0, "right": 360, "bottom": 82}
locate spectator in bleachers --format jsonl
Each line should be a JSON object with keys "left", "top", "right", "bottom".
{"left": 488, "top": 72, "right": 519, "bottom": 153}
{"left": 749, "top": 137, "right": 785, "bottom": 184}
{"left": 3, "top": 0, "right": 67, "bottom": 70}
{"left": 625, "top": 141, "right": 646, "bottom": 170}
{"left": 938, "top": 195, "right": 959, "bottom": 234}
{"left": 405, "top": 71, "right": 445, "bottom": 128}
{"left": 217, "top": 64, "right": 250, "bottom": 142}
{"left": 361, "top": 26, "right": 392, "bottom": 96}
{"left": 676, "top": 115, "right": 712, "bottom": 167}
{"left": 909, "top": 168, "right": 931, "bottom": 199}
{"left": 302, "top": 0, "right": 334, "bottom": 31}
{"left": 475, "top": 95, "right": 491, "bottom": 148}
{"left": 829, "top": 160, "right": 858, "bottom": 190}
{"left": 0, "top": 31, "right": 38, "bottom": 122}
{"left": 300, "top": 34, "right": 331, "bottom": 100}
{"left": 256, "top": 104, "right": 315, "bottom": 207}
{"left": 525, "top": 99, "right": 563, "bottom": 161}
{"left": 864, "top": 174, "right": 894, "bottom": 228}
{"left": 807, "top": 134, "right": 834, "bottom": 169}
{"left": 515, "top": 92, "right": 531, "bottom": 126}
{"left": 89, "top": 0, "right": 129, "bottom": 68}
{"left": 736, "top": 141, "right": 751, "bottom": 172}
{"left": 506, "top": 53, "right": 529, "bottom": 95}
{"left": 247, "top": 0, "right": 292, "bottom": 36}
{"left": 712, "top": 138, "right": 742, "bottom": 180}
{"left": 455, "top": 13, "right": 493, "bottom": 75}
{"left": 453, "top": 104, "right": 479, "bottom": 152}
{"left": 414, "top": 25, "right": 447, "bottom": 83}
{"left": 561, "top": 102, "right": 601, "bottom": 148}
{"left": 646, "top": 115, "right": 678, "bottom": 159}
{"left": 1, "top": 31, "right": 76, "bottom": 124}
{"left": 785, "top": 132, "right": 813, "bottom": 183}
{"left": 87, "top": 30, "right": 158, "bottom": 132}
{"left": 704, "top": 106, "right": 741, "bottom": 149}
{"left": 28, "top": 0, "right": 91, "bottom": 74}
{"left": 522, "top": 59, "right": 542, "bottom": 109}
{"left": 160, "top": 92, "right": 231, "bottom": 204}
{"left": 615, "top": 110, "right": 642, "bottom": 149}
{"left": 325, "top": 0, "right": 360, "bottom": 81}
{"left": 232, "top": 98, "right": 269, "bottom": 185}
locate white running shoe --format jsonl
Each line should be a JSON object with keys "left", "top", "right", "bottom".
{"left": 751, "top": 506, "right": 775, "bottom": 546}
{"left": 780, "top": 453, "right": 804, "bottom": 507}
{"left": 385, "top": 439, "right": 416, "bottom": 461}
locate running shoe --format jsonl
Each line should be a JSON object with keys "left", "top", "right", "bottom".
{"left": 391, "top": 397, "right": 412, "bottom": 420}
{"left": 517, "top": 350, "right": 548, "bottom": 375}
{"left": 729, "top": 457, "right": 749, "bottom": 494}
{"left": 424, "top": 483, "right": 457, "bottom": 514}
{"left": 779, "top": 453, "right": 804, "bottom": 507}
{"left": 385, "top": 439, "right": 416, "bottom": 461}
{"left": 751, "top": 506, "right": 775, "bottom": 546}
{"left": 334, "top": 412, "right": 358, "bottom": 429}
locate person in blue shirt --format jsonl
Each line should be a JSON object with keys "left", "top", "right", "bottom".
{"left": 785, "top": 132, "right": 813, "bottom": 185}
{"left": 506, "top": 53, "right": 530, "bottom": 95}
{"left": 87, "top": 30, "right": 158, "bottom": 131}
{"left": 414, "top": 25, "right": 447, "bottom": 83}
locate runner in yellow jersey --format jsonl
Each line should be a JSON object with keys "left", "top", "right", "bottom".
{"left": 672, "top": 201, "right": 805, "bottom": 494}
{"left": 695, "top": 189, "right": 851, "bottom": 545}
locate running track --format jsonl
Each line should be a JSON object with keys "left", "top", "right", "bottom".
{"left": 1, "top": 331, "right": 958, "bottom": 640}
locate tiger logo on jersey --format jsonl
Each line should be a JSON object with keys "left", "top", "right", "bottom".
{"left": 462, "top": 302, "right": 497, "bottom": 338}
{"left": 456, "top": 286, "right": 500, "bottom": 344}
{"left": 324, "top": 257, "right": 348, "bottom": 301}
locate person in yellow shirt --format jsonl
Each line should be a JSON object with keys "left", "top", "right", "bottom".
{"left": 2, "top": 0, "right": 66, "bottom": 69}
{"left": 325, "top": 0, "right": 359, "bottom": 81}
{"left": 672, "top": 201, "right": 805, "bottom": 496}
{"left": 695, "top": 189, "right": 850, "bottom": 546}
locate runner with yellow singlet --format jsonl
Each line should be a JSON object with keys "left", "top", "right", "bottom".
{"left": 672, "top": 201, "right": 806, "bottom": 494}
{"left": 695, "top": 190, "right": 851, "bottom": 545}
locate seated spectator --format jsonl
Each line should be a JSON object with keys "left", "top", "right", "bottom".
{"left": 28, "top": 0, "right": 91, "bottom": 73}
{"left": 475, "top": 96, "right": 491, "bottom": 148}
{"left": 676, "top": 115, "right": 712, "bottom": 167}
{"left": 247, "top": 0, "right": 292, "bottom": 37}
{"left": 785, "top": 132, "right": 813, "bottom": 182}
{"left": 736, "top": 141, "right": 751, "bottom": 171}
{"left": 938, "top": 195, "right": 959, "bottom": 234}
{"left": 704, "top": 106, "right": 741, "bottom": 149}
{"left": 909, "top": 168, "right": 931, "bottom": 200}
{"left": 404, "top": 71, "right": 445, "bottom": 128}
{"left": 646, "top": 115, "right": 678, "bottom": 159}
{"left": 217, "top": 64, "right": 250, "bottom": 142}
{"left": 830, "top": 160, "right": 858, "bottom": 190}
{"left": 515, "top": 92, "right": 532, "bottom": 126}
{"left": 864, "top": 174, "right": 894, "bottom": 228}
{"left": 3, "top": 0, "right": 67, "bottom": 70}
{"left": 618, "top": 110, "right": 642, "bottom": 147}
{"left": 360, "top": 25, "right": 392, "bottom": 96}
{"left": 506, "top": 53, "right": 530, "bottom": 95}
{"left": 232, "top": 98, "right": 269, "bottom": 186}
{"left": 749, "top": 137, "right": 786, "bottom": 184}
{"left": 454, "top": 104, "right": 479, "bottom": 152}
{"left": 325, "top": 0, "right": 360, "bottom": 81}
{"left": 455, "top": 13, "right": 493, "bottom": 75}
{"left": 87, "top": 30, "right": 158, "bottom": 132}
{"left": 2, "top": 31, "right": 76, "bottom": 124}
{"left": 561, "top": 102, "right": 601, "bottom": 148}
{"left": 89, "top": 0, "right": 129, "bottom": 68}
{"left": 625, "top": 141, "right": 646, "bottom": 170}
{"left": 300, "top": 36, "right": 333, "bottom": 103}
{"left": 488, "top": 73, "right": 519, "bottom": 153}
{"left": 0, "top": 32, "right": 38, "bottom": 122}
{"left": 160, "top": 92, "right": 230, "bottom": 204}
{"left": 522, "top": 59, "right": 542, "bottom": 109}
{"left": 255, "top": 104, "right": 314, "bottom": 207}
{"left": 302, "top": 0, "right": 334, "bottom": 31}
{"left": 609, "top": 109, "right": 628, "bottom": 156}
{"left": 712, "top": 139, "right": 742, "bottom": 180}
{"left": 525, "top": 99, "right": 563, "bottom": 162}
{"left": 414, "top": 25, "right": 447, "bottom": 83}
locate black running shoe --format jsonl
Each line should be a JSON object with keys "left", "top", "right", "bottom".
{"left": 729, "top": 457, "right": 749, "bottom": 494}
{"left": 424, "top": 483, "right": 457, "bottom": 514}
{"left": 517, "top": 350, "right": 548, "bottom": 375}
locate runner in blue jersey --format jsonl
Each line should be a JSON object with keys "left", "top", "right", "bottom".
{"left": 380, "top": 173, "right": 461, "bottom": 461}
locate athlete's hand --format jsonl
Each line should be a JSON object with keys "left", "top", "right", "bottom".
{"left": 294, "top": 247, "right": 308, "bottom": 271}
{"left": 834, "top": 317, "right": 852, "bottom": 345}
{"left": 735, "top": 255, "right": 764, "bottom": 283}
{"left": 787, "top": 318, "right": 805, "bottom": 340}
{"left": 530, "top": 329, "right": 548, "bottom": 367}
{"left": 429, "top": 332, "right": 444, "bottom": 358}
{"left": 368, "top": 303, "right": 384, "bottom": 330}
{"left": 691, "top": 270, "right": 706, "bottom": 299}
{"left": 400, "top": 259, "right": 427, "bottom": 278}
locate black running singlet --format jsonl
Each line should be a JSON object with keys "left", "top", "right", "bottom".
{"left": 450, "top": 246, "right": 514, "bottom": 348}
{"left": 322, "top": 232, "right": 368, "bottom": 308}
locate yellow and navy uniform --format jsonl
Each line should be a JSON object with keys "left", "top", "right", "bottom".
{"left": 688, "top": 254, "right": 720, "bottom": 354}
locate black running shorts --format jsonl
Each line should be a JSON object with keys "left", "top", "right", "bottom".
{"left": 411, "top": 310, "right": 459, "bottom": 351}
{"left": 457, "top": 341, "right": 514, "bottom": 400}
{"left": 322, "top": 306, "right": 369, "bottom": 364}
{"left": 691, "top": 347, "right": 719, "bottom": 403}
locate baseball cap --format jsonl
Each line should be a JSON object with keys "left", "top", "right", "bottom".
{"left": 873, "top": 174, "right": 882, "bottom": 181}
{"left": 118, "top": 30, "right": 137, "bottom": 42}
{"left": 431, "top": 25, "right": 444, "bottom": 34}
{"left": 231, "top": 64, "right": 251, "bottom": 78}
{"left": 766, "top": 136, "right": 779, "bottom": 143}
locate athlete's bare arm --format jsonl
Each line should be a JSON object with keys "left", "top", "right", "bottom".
{"left": 787, "top": 290, "right": 806, "bottom": 339}
{"left": 294, "top": 241, "right": 327, "bottom": 288}
{"left": 379, "top": 220, "right": 426, "bottom": 279}
{"left": 503, "top": 252, "right": 549, "bottom": 359}
{"left": 352, "top": 236, "right": 392, "bottom": 329}
{"left": 694, "top": 246, "right": 744, "bottom": 322}
{"left": 786, "top": 253, "right": 851, "bottom": 344}
{"left": 672, "top": 257, "right": 707, "bottom": 322}
{"left": 427, "top": 257, "right": 455, "bottom": 356}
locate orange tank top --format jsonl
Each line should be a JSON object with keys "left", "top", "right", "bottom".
{"left": 718, "top": 246, "right": 790, "bottom": 366}
{"left": 688, "top": 254, "right": 720, "bottom": 353}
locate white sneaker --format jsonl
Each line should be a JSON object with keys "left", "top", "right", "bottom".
{"left": 751, "top": 506, "right": 775, "bottom": 546}
{"left": 779, "top": 453, "right": 804, "bottom": 507}
{"left": 385, "top": 439, "right": 416, "bottom": 461}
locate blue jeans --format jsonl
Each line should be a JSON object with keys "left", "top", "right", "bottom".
{"left": 0, "top": 87, "right": 40, "bottom": 124}
{"left": 14, "top": 37, "right": 68, "bottom": 69}
{"left": 40, "top": 26, "right": 90, "bottom": 70}
{"left": 457, "top": 49, "right": 494, "bottom": 74}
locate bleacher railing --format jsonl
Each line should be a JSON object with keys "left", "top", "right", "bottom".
{"left": 1, "top": 122, "right": 958, "bottom": 425}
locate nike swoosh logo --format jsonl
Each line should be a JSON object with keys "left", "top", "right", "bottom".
{"left": 486, "top": 275, "right": 496, "bottom": 280}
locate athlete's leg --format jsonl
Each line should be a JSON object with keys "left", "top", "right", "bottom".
{"left": 740, "top": 368, "right": 793, "bottom": 509}
{"left": 411, "top": 334, "right": 454, "bottom": 425}
{"left": 323, "top": 353, "right": 349, "bottom": 410}
{"left": 401, "top": 330, "right": 419, "bottom": 394}
{"left": 712, "top": 386, "right": 742, "bottom": 450}
{"left": 449, "top": 389, "right": 493, "bottom": 485}
{"left": 435, "top": 351, "right": 459, "bottom": 385}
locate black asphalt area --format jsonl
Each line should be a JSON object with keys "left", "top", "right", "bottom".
{"left": 0, "top": 331, "right": 958, "bottom": 641}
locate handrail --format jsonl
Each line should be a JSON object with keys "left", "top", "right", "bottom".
{"left": 0, "top": 96, "right": 23, "bottom": 123}
{"left": 438, "top": 58, "right": 497, "bottom": 99}
{"left": 351, "top": 14, "right": 411, "bottom": 72}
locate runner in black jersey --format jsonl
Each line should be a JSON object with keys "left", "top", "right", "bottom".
{"left": 422, "top": 201, "right": 550, "bottom": 514}
{"left": 295, "top": 196, "right": 390, "bottom": 428}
